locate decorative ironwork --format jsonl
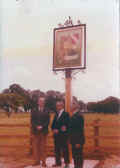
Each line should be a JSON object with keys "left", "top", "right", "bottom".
{"left": 58, "top": 16, "right": 82, "bottom": 28}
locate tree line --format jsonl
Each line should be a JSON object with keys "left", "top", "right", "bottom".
{"left": 0, "top": 83, "right": 120, "bottom": 116}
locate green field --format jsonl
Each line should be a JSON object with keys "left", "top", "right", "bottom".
{"left": 0, "top": 111, "right": 120, "bottom": 159}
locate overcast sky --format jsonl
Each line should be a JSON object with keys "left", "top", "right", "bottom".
{"left": 0, "top": 0, "right": 119, "bottom": 102}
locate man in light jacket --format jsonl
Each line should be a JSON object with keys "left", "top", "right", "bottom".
{"left": 31, "top": 96, "right": 50, "bottom": 167}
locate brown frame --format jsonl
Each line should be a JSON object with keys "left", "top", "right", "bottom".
{"left": 53, "top": 24, "right": 86, "bottom": 71}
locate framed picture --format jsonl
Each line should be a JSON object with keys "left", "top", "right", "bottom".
{"left": 53, "top": 24, "right": 86, "bottom": 71}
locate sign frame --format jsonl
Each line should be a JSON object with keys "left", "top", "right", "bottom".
{"left": 53, "top": 24, "right": 86, "bottom": 71}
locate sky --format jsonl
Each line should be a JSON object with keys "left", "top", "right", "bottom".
{"left": 0, "top": 0, "right": 119, "bottom": 102}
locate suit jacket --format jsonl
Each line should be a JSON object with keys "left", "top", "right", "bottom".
{"left": 31, "top": 107, "right": 50, "bottom": 135}
{"left": 51, "top": 111, "right": 70, "bottom": 140}
{"left": 69, "top": 111, "right": 85, "bottom": 145}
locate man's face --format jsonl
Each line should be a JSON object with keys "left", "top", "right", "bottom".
{"left": 71, "top": 101, "right": 79, "bottom": 112}
{"left": 38, "top": 97, "right": 45, "bottom": 108}
{"left": 56, "top": 101, "right": 64, "bottom": 112}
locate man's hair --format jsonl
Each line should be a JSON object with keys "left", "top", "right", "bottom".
{"left": 71, "top": 97, "right": 80, "bottom": 108}
{"left": 56, "top": 98, "right": 65, "bottom": 105}
{"left": 72, "top": 97, "right": 78, "bottom": 104}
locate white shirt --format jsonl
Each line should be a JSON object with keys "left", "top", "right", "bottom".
{"left": 38, "top": 107, "right": 44, "bottom": 112}
{"left": 57, "top": 109, "right": 64, "bottom": 119}
{"left": 72, "top": 108, "right": 79, "bottom": 115}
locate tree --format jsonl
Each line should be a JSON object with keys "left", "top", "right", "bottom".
{"left": 2, "top": 88, "right": 10, "bottom": 94}
{"left": 45, "top": 95, "right": 56, "bottom": 112}
{"left": 9, "top": 83, "right": 32, "bottom": 112}
{"left": 87, "top": 96, "right": 120, "bottom": 113}
{"left": 0, "top": 93, "right": 26, "bottom": 116}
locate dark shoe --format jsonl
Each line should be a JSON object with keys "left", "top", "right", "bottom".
{"left": 42, "top": 162, "right": 47, "bottom": 167}
{"left": 52, "top": 164, "right": 61, "bottom": 167}
{"left": 64, "top": 164, "right": 69, "bottom": 168}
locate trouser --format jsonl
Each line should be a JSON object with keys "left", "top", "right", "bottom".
{"left": 54, "top": 136, "right": 70, "bottom": 165}
{"left": 72, "top": 144, "right": 84, "bottom": 168}
{"left": 32, "top": 133, "right": 47, "bottom": 164}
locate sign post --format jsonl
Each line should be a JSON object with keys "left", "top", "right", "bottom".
{"left": 65, "top": 69, "right": 73, "bottom": 162}
{"left": 65, "top": 69, "right": 72, "bottom": 116}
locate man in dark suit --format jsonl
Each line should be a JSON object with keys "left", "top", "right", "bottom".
{"left": 31, "top": 96, "right": 50, "bottom": 167}
{"left": 51, "top": 98, "right": 70, "bottom": 168}
{"left": 69, "top": 98, "right": 85, "bottom": 168}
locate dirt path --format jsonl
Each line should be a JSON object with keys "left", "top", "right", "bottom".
{"left": 2, "top": 155, "right": 120, "bottom": 168}
{"left": 0, "top": 155, "right": 34, "bottom": 168}
{"left": 94, "top": 155, "right": 120, "bottom": 168}
{"left": 0, "top": 156, "right": 99, "bottom": 168}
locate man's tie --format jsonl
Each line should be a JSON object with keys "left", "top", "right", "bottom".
{"left": 56, "top": 112, "right": 59, "bottom": 120}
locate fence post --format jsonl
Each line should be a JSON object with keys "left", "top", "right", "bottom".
{"left": 29, "top": 125, "right": 32, "bottom": 155}
{"left": 94, "top": 119, "right": 100, "bottom": 153}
